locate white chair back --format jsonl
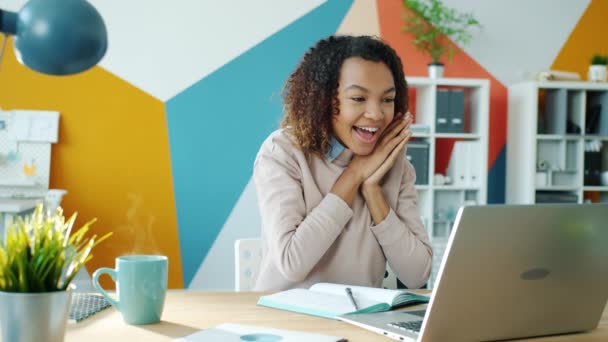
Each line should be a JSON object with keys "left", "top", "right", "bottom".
{"left": 234, "top": 238, "right": 263, "bottom": 291}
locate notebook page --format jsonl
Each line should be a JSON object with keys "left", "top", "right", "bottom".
{"left": 311, "top": 283, "right": 400, "bottom": 306}
{"left": 259, "top": 288, "right": 380, "bottom": 317}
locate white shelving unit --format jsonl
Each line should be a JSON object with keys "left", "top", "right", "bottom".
{"left": 406, "top": 77, "right": 490, "bottom": 287}
{"left": 506, "top": 81, "right": 608, "bottom": 205}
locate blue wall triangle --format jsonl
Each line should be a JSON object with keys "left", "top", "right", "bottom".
{"left": 488, "top": 145, "right": 506, "bottom": 204}
{"left": 166, "top": 0, "right": 354, "bottom": 286}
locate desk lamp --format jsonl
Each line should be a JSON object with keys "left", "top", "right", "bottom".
{"left": 0, "top": 0, "right": 107, "bottom": 75}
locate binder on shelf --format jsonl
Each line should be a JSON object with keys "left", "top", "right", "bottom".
{"left": 436, "top": 89, "right": 450, "bottom": 133}
{"left": 543, "top": 89, "right": 567, "bottom": 134}
{"left": 584, "top": 151, "right": 602, "bottom": 186}
{"left": 447, "top": 141, "right": 470, "bottom": 186}
{"left": 587, "top": 91, "right": 608, "bottom": 135}
{"left": 585, "top": 104, "right": 601, "bottom": 134}
{"left": 594, "top": 91, "right": 608, "bottom": 136}
{"left": 406, "top": 140, "right": 429, "bottom": 185}
{"left": 448, "top": 89, "right": 465, "bottom": 133}
{"left": 468, "top": 142, "right": 480, "bottom": 186}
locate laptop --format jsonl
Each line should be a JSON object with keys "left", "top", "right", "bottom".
{"left": 339, "top": 203, "right": 608, "bottom": 341}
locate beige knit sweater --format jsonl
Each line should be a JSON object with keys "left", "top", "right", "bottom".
{"left": 253, "top": 129, "right": 432, "bottom": 291}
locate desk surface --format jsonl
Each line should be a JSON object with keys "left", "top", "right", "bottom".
{"left": 66, "top": 291, "right": 608, "bottom": 341}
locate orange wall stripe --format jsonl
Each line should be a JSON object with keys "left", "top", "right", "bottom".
{"left": 377, "top": 0, "right": 508, "bottom": 170}
{"left": 0, "top": 37, "right": 183, "bottom": 288}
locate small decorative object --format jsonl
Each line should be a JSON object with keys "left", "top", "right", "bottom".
{"left": 588, "top": 54, "right": 607, "bottom": 82}
{"left": 536, "top": 70, "right": 581, "bottom": 82}
{"left": 535, "top": 171, "right": 548, "bottom": 187}
{"left": 402, "top": 0, "right": 481, "bottom": 78}
{"left": 601, "top": 171, "right": 608, "bottom": 186}
{"left": 536, "top": 159, "right": 550, "bottom": 171}
{"left": 0, "top": 204, "right": 111, "bottom": 342}
{"left": 45, "top": 189, "right": 69, "bottom": 213}
{"left": 433, "top": 173, "right": 452, "bottom": 186}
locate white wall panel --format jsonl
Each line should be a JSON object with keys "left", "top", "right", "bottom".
{"left": 442, "top": 0, "right": 590, "bottom": 85}
{"left": 189, "top": 178, "right": 261, "bottom": 290}
{"left": 87, "top": 0, "right": 326, "bottom": 101}
{"left": 0, "top": 0, "right": 23, "bottom": 10}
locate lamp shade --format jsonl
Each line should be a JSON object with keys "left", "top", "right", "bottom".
{"left": 0, "top": 0, "right": 107, "bottom": 75}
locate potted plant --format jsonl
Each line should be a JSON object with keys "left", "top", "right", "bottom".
{"left": 0, "top": 204, "right": 111, "bottom": 342}
{"left": 588, "top": 54, "right": 607, "bottom": 82}
{"left": 402, "top": 0, "right": 480, "bottom": 78}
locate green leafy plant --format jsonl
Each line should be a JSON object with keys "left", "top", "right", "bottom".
{"left": 0, "top": 204, "right": 111, "bottom": 292}
{"left": 402, "top": 0, "right": 480, "bottom": 64}
{"left": 590, "top": 54, "right": 608, "bottom": 66}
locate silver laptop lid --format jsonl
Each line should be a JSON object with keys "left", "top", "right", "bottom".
{"left": 421, "top": 203, "right": 608, "bottom": 341}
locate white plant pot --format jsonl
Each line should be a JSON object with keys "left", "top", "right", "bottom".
{"left": 428, "top": 63, "right": 444, "bottom": 79}
{"left": 588, "top": 65, "right": 607, "bottom": 82}
{"left": 0, "top": 290, "right": 72, "bottom": 342}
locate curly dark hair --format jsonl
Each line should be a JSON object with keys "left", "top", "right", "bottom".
{"left": 281, "top": 35, "right": 408, "bottom": 157}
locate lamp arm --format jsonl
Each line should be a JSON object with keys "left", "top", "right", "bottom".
{"left": 0, "top": 9, "right": 17, "bottom": 35}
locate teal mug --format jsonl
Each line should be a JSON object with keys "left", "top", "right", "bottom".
{"left": 93, "top": 255, "right": 168, "bottom": 324}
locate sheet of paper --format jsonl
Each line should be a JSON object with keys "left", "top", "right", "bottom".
{"left": 7, "top": 110, "right": 59, "bottom": 143}
{"left": 172, "top": 323, "right": 345, "bottom": 342}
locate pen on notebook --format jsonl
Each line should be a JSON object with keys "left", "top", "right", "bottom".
{"left": 345, "top": 287, "right": 359, "bottom": 311}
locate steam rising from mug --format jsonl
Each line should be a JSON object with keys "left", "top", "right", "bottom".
{"left": 0, "top": 0, "right": 107, "bottom": 75}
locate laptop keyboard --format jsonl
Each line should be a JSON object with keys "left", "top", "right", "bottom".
{"left": 388, "top": 320, "right": 423, "bottom": 333}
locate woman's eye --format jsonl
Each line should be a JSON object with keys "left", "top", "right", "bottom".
{"left": 350, "top": 97, "right": 365, "bottom": 102}
{"left": 383, "top": 98, "right": 395, "bottom": 103}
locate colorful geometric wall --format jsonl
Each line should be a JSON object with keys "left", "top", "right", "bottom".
{"left": 0, "top": 0, "right": 604, "bottom": 289}
{"left": 165, "top": 0, "right": 353, "bottom": 287}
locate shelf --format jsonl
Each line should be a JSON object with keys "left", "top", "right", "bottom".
{"left": 583, "top": 186, "right": 608, "bottom": 192}
{"left": 0, "top": 179, "right": 42, "bottom": 187}
{"left": 556, "top": 169, "right": 578, "bottom": 173}
{"left": 433, "top": 220, "right": 453, "bottom": 225}
{"left": 536, "top": 134, "right": 582, "bottom": 140}
{"left": 407, "top": 77, "right": 489, "bottom": 88}
{"left": 507, "top": 81, "right": 608, "bottom": 204}
{"left": 535, "top": 186, "right": 579, "bottom": 191}
{"left": 0, "top": 198, "right": 41, "bottom": 213}
{"left": 534, "top": 80, "right": 608, "bottom": 91}
{"left": 405, "top": 77, "right": 489, "bottom": 288}
{"left": 583, "top": 135, "right": 608, "bottom": 141}
{"left": 434, "top": 185, "right": 481, "bottom": 191}
{"left": 434, "top": 133, "right": 481, "bottom": 139}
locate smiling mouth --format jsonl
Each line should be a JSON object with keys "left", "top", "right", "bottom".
{"left": 353, "top": 126, "right": 379, "bottom": 143}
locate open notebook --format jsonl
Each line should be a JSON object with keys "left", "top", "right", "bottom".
{"left": 257, "top": 283, "right": 429, "bottom": 319}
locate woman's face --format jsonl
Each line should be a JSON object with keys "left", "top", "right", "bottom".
{"left": 332, "top": 57, "right": 396, "bottom": 156}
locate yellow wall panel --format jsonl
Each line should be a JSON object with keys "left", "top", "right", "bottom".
{"left": 552, "top": 0, "right": 608, "bottom": 79}
{"left": 337, "top": 0, "right": 380, "bottom": 36}
{"left": 0, "top": 37, "right": 183, "bottom": 288}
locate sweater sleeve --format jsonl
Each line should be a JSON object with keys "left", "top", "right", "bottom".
{"left": 253, "top": 140, "right": 353, "bottom": 283}
{"left": 370, "top": 159, "right": 433, "bottom": 289}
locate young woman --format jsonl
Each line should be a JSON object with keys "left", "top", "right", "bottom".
{"left": 254, "top": 35, "right": 432, "bottom": 291}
